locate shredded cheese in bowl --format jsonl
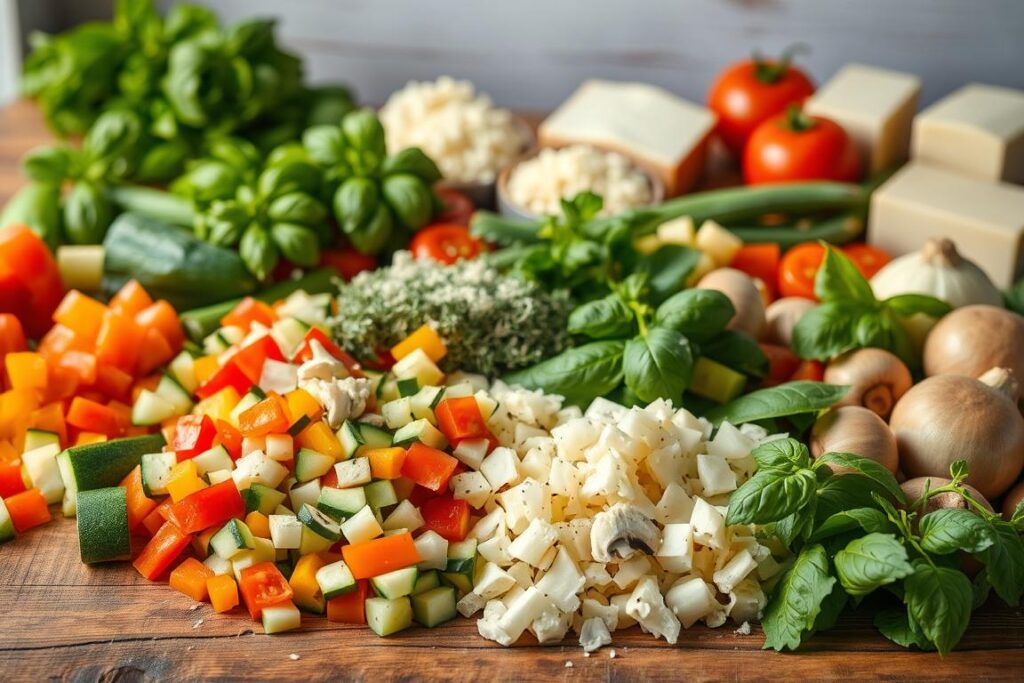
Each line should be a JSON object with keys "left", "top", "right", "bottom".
{"left": 380, "top": 76, "right": 528, "bottom": 184}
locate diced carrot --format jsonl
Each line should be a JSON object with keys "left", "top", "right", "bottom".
{"left": 135, "top": 328, "right": 175, "bottom": 377}
{"left": 66, "top": 397, "right": 121, "bottom": 437}
{"left": 4, "top": 488, "right": 51, "bottom": 532}
{"left": 342, "top": 533, "right": 420, "bottom": 579}
{"left": 134, "top": 521, "right": 191, "bottom": 580}
{"left": 28, "top": 403, "right": 66, "bottom": 448}
{"left": 134, "top": 301, "right": 184, "bottom": 350}
{"left": 207, "top": 574, "right": 240, "bottom": 613}
{"left": 95, "top": 311, "right": 144, "bottom": 374}
{"left": 368, "top": 447, "right": 406, "bottom": 480}
{"left": 245, "top": 511, "right": 271, "bottom": 539}
{"left": 390, "top": 323, "right": 447, "bottom": 363}
{"left": 5, "top": 352, "right": 47, "bottom": 391}
{"left": 119, "top": 465, "right": 157, "bottom": 531}
{"left": 53, "top": 290, "right": 108, "bottom": 342}
{"left": 37, "top": 324, "right": 89, "bottom": 361}
{"left": 108, "top": 279, "right": 153, "bottom": 317}
{"left": 95, "top": 365, "right": 134, "bottom": 401}
{"left": 170, "top": 557, "right": 215, "bottom": 602}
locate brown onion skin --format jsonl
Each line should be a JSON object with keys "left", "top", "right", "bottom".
{"left": 900, "top": 477, "right": 994, "bottom": 515}
{"left": 811, "top": 406, "right": 899, "bottom": 473}
{"left": 1002, "top": 480, "right": 1024, "bottom": 520}
{"left": 923, "top": 305, "right": 1024, "bottom": 380}
{"left": 889, "top": 374, "right": 1024, "bottom": 500}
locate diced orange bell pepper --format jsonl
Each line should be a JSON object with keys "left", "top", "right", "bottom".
{"left": 192, "top": 526, "right": 218, "bottom": 558}
{"left": 221, "top": 297, "right": 276, "bottom": 331}
{"left": 135, "top": 327, "right": 175, "bottom": 377}
{"left": 342, "top": 533, "right": 420, "bottom": 579}
{"left": 214, "top": 419, "right": 244, "bottom": 460}
{"left": 141, "top": 498, "right": 173, "bottom": 536}
{"left": 55, "top": 350, "right": 98, "bottom": 387}
{"left": 401, "top": 442, "right": 459, "bottom": 492}
{"left": 294, "top": 421, "right": 343, "bottom": 460}
{"left": 289, "top": 554, "right": 326, "bottom": 613}
{"left": 36, "top": 324, "right": 88, "bottom": 362}
{"left": 238, "top": 396, "right": 290, "bottom": 437}
{"left": 119, "top": 465, "right": 158, "bottom": 531}
{"left": 0, "top": 314, "right": 27, "bottom": 360}
{"left": 0, "top": 389, "right": 41, "bottom": 443}
{"left": 368, "top": 447, "right": 406, "bottom": 480}
{"left": 135, "top": 300, "right": 184, "bottom": 349}
{"left": 207, "top": 574, "right": 240, "bottom": 613}
{"left": 390, "top": 323, "right": 447, "bottom": 363}
{"left": 245, "top": 511, "right": 271, "bottom": 539}
{"left": 28, "top": 403, "right": 66, "bottom": 448}
{"left": 95, "top": 311, "right": 144, "bottom": 374}
{"left": 284, "top": 388, "right": 322, "bottom": 423}
{"left": 0, "top": 459, "right": 27, "bottom": 498}
{"left": 95, "top": 365, "right": 134, "bottom": 401}
{"left": 170, "top": 557, "right": 215, "bottom": 602}
{"left": 0, "top": 439, "right": 19, "bottom": 463}
{"left": 4, "top": 488, "right": 51, "bottom": 532}
{"left": 5, "top": 352, "right": 47, "bottom": 391}
{"left": 53, "top": 290, "right": 108, "bottom": 343}
{"left": 326, "top": 580, "right": 369, "bottom": 624}
{"left": 108, "top": 279, "right": 153, "bottom": 317}
{"left": 66, "top": 397, "right": 122, "bottom": 437}
{"left": 134, "top": 520, "right": 192, "bottom": 580}
{"left": 73, "top": 431, "right": 107, "bottom": 447}
{"left": 420, "top": 496, "right": 471, "bottom": 541}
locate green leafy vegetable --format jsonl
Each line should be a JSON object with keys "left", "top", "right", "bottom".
{"left": 814, "top": 452, "right": 905, "bottom": 503}
{"left": 703, "top": 381, "right": 849, "bottom": 426}
{"left": 903, "top": 563, "right": 972, "bottom": 655}
{"left": 760, "top": 544, "right": 836, "bottom": 651}
{"left": 834, "top": 533, "right": 913, "bottom": 597}
{"left": 506, "top": 341, "right": 626, "bottom": 408}
{"left": 919, "top": 509, "right": 996, "bottom": 555}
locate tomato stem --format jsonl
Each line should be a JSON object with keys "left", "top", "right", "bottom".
{"left": 752, "top": 43, "right": 810, "bottom": 85}
{"left": 781, "top": 104, "right": 817, "bottom": 133}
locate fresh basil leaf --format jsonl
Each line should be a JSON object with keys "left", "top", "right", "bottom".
{"left": 884, "top": 293, "right": 952, "bottom": 319}
{"left": 567, "top": 294, "right": 635, "bottom": 339}
{"left": 761, "top": 544, "right": 836, "bottom": 652}
{"left": 726, "top": 468, "right": 817, "bottom": 525}
{"left": 334, "top": 177, "right": 380, "bottom": 231}
{"left": 137, "top": 140, "right": 190, "bottom": 183}
{"left": 22, "top": 145, "right": 72, "bottom": 183}
{"left": 63, "top": 180, "right": 113, "bottom": 245}
{"left": 172, "top": 160, "right": 242, "bottom": 205}
{"left": 623, "top": 327, "right": 693, "bottom": 404}
{"left": 874, "top": 608, "right": 934, "bottom": 650}
{"left": 810, "top": 583, "right": 848, "bottom": 635}
{"left": 700, "top": 330, "right": 768, "bottom": 378}
{"left": 655, "top": 288, "right": 735, "bottom": 339}
{"left": 303, "top": 125, "right": 347, "bottom": 167}
{"left": 704, "top": 381, "right": 849, "bottom": 426}
{"left": 382, "top": 173, "right": 434, "bottom": 230}
{"left": 341, "top": 109, "right": 386, "bottom": 157}
{"left": 834, "top": 533, "right": 913, "bottom": 597}
{"left": 769, "top": 507, "right": 816, "bottom": 547}
{"left": 903, "top": 561, "right": 972, "bottom": 655}
{"left": 268, "top": 192, "right": 327, "bottom": 226}
{"left": 239, "top": 223, "right": 279, "bottom": 281}
{"left": 1005, "top": 279, "right": 1024, "bottom": 317}
{"left": 207, "top": 137, "right": 262, "bottom": 174}
{"left": 270, "top": 223, "right": 320, "bottom": 267}
{"left": 976, "top": 519, "right": 1024, "bottom": 605}
{"left": 814, "top": 473, "right": 889, "bottom": 522}
{"left": 84, "top": 108, "right": 142, "bottom": 163}
{"left": 504, "top": 340, "right": 626, "bottom": 408}
{"left": 1012, "top": 499, "right": 1024, "bottom": 529}
{"left": 258, "top": 161, "right": 322, "bottom": 201}
{"left": 972, "top": 569, "right": 992, "bottom": 611}
{"left": 815, "top": 452, "right": 905, "bottom": 503}
{"left": 816, "top": 246, "right": 875, "bottom": 305}
{"left": 347, "top": 203, "right": 394, "bottom": 254}
{"left": 750, "top": 438, "right": 811, "bottom": 472}
{"left": 919, "top": 509, "right": 996, "bottom": 555}
{"left": 811, "top": 507, "right": 894, "bottom": 542}
{"left": 791, "top": 301, "right": 862, "bottom": 361}
{"left": 381, "top": 147, "right": 442, "bottom": 184}
{"left": 633, "top": 245, "right": 701, "bottom": 304}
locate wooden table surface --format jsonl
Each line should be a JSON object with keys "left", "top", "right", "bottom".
{"left": 2, "top": 100, "right": 1023, "bottom": 681}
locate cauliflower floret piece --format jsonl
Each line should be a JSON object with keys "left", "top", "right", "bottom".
{"left": 299, "top": 376, "right": 370, "bottom": 429}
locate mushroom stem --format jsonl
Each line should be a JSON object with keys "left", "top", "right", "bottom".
{"left": 921, "top": 237, "right": 962, "bottom": 268}
{"left": 978, "top": 367, "right": 1021, "bottom": 402}
{"left": 862, "top": 384, "right": 895, "bottom": 417}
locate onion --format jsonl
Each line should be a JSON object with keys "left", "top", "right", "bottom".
{"left": 889, "top": 368, "right": 1024, "bottom": 499}
{"left": 923, "top": 305, "right": 1024, "bottom": 380}
{"left": 824, "top": 348, "right": 912, "bottom": 420}
{"left": 901, "top": 476, "right": 994, "bottom": 515}
{"left": 697, "top": 268, "right": 766, "bottom": 340}
{"left": 1002, "top": 480, "right": 1024, "bottom": 520}
{"left": 811, "top": 406, "right": 898, "bottom": 473}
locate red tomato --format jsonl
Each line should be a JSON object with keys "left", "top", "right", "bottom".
{"left": 759, "top": 343, "right": 802, "bottom": 387}
{"left": 842, "top": 243, "right": 891, "bottom": 280}
{"left": 790, "top": 359, "right": 826, "bottom": 382}
{"left": 730, "top": 243, "right": 781, "bottom": 299}
{"left": 778, "top": 242, "right": 827, "bottom": 300}
{"left": 0, "top": 225, "right": 64, "bottom": 338}
{"left": 744, "top": 109, "right": 861, "bottom": 185}
{"left": 320, "top": 246, "right": 378, "bottom": 281}
{"left": 239, "top": 562, "right": 294, "bottom": 619}
{"left": 707, "top": 49, "right": 815, "bottom": 155}
{"left": 410, "top": 224, "right": 486, "bottom": 265}
{"left": 434, "top": 188, "right": 476, "bottom": 226}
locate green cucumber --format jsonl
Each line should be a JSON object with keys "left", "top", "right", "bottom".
{"left": 76, "top": 487, "right": 131, "bottom": 564}
{"left": 270, "top": 317, "right": 310, "bottom": 357}
{"left": 0, "top": 499, "right": 16, "bottom": 543}
{"left": 357, "top": 423, "right": 393, "bottom": 449}
{"left": 141, "top": 452, "right": 177, "bottom": 497}
{"left": 371, "top": 566, "right": 419, "bottom": 599}
{"left": 392, "top": 419, "right": 447, "bottom": 450}
{"left": 363, "top": 370, "right": 386, "bottom": 400}
{"left": 23, "top": 429, "right": 60, "bottom": 453}
{"left": 316, "top": 561, "right": 358, "bottom": 599}
{"left": 261, "top": 601, "right": 301, "bottom": 634}
{"left": 688, "top": 356, "right": 747, "bottom": 404}
{"left": 410, "top": 386, "right": 445, "bottom": 423}
{"left": 378, "top": 378, "right": 400, "bottom": 403}
{"left": 397, "top": 378, "right": 419, "bottom": 398}
{"left": 441, "top": 539, "right": 478, "bottom": 596}
{"left": 297, "top": 503, "right": 342, "bottom": 541}
{"left": 243, "top": 483, "right": 288, "bottom": 515}
{"left": 132, "top": 389, "right": 178, "bottom": 426}
{"left": 58, "top": 434, "right": 166, "bottom": 516}
{"left": 338, "top": 420, "right": 364, "bottom": 459}
{"left": 288, "top": 414, "right": 312, "bottom": 437}
{"left": 298, "top": 525, "right": 334, "bottom": 555}
{"left": 156, "top": 374, "right": 194, "bottom": 414}
{"left": 365, "top": 597, "right": 414, "bottom": 637}
{"left": 168, "top": 351, "right": 198, "bottom": 394}
{"left": 364, "top": 480, "right": 397, "bottom": 512}
{"left": 294, "top": 448, "right": 335, "bottom": 483}
{"left": 317, "top": 486, "right": 367, "bottom": 521}
{"left": 210, "top": 519, "right": 256, "bottom": 560}
{"left": 412, "top": 570, "right": 441, "bottom": 596}
{"left": 411, "top": 586, "right": 457, "bottom": 627}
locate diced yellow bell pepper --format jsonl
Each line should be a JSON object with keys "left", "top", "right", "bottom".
{"left": 245, "top": 511, "right": 271, "bottom": 539}
{"left": 390, "top": 323, "right": 447, "bottom": 363}
{"left": 289, "top": 553, "right": 326, "bottom": 614}
{"left": 295, "top": 421, "right": 343, "bottom": 460}
{"left": 74, "top": 432, "right": 107, "bottom": 447}
{"left": 5, "top": 352, "right": 48, "bottom": 391}
{"left": 194, "top": 386, "right": 241, "bottom": 424}
{"left": 167, "top": 460, "right": 207, "bottom": 502}
{"left": 284, "top": 388, "right": 322, "bottom": 423}
{"left": 192, "top": 355, "right": 220, "bottom": 386}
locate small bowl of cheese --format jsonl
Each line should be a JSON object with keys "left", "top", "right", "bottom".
{"left": 498, "top": 144, "right": 664, "bottom": 220}
{"left": 379, "top": 76, "right": 535, "bottom": 209}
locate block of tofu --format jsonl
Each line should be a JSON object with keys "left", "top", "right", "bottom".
{"left": 805, "top": 63, "right": 921, "bottom": 175}
{"left": 868, "top": 163, "right": 1024, "bottom": 286}
{"left": 538, "top": 80, "right": 716, "bottom": 196}
{"left": 912, "top": 84, "right": 1024, "bottom": 184}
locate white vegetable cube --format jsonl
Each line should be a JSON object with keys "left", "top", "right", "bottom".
{"left": 340, "top": 505, "right": 383, "bottom": 544}
{"left": 584, "top": 397, "right": 628, "bottom": 423}
{"left": 474, "top": 562, "right": 517, "bottom": 599}
{"left": 450, "top": 471, "right": 492, "bottom": 509}
{"left": 232, "top": 450, "right": 289, "bottom": 490}
{"left": 613, "top": 556, "right": 651, "bottom": 591}
{"left": 508, "top": 518, "right": 558, "bottom": 567}
{"left": 269, "top": 514, "right": 303, "bottom": 549}
{"left": 500, "top": 478, "right": 550, "bottom": 535}
{"left": 382, "top": 499, "right": 424, "bottom": 532}
{"left": 392, "top": 348, "right": 444, "bottom": 387}
{"left": 258, "top": 359, "right": 298, "bottom": 395}
{"left": 655, "top": 482, "right": 694, "bottom": 524}
{"left": 480, "top": 446, "right": 520, "bottom": 490}
{"left": 645, "top": 444, "right": 685, "bottom": 489}
{"left": 707, "top": 422, "right": 755, "bottom": 460}
{"left": 507, "top": 562, "right": 534, "bottom": 589}
{"left": 381, "top": 397, "right": 415, "bottom": 429}
{"left": 452, "top": 438, "right": 489, "bottom": 470}
{"left": 457, "top": 591, "right": 488, "bottom": 618}
{"left": 610, "top": 594, "right": 636, "bottom": 629}
{"left": 657, "top": 216, "right": 695, "bottom": 246}
{"left": 697, "top": 454, "right": 737, "bottom": 496}
{"left": 478, "top": 534, "right": 513, "bottom": 566}
{"left": 496, "top": 586, "right": 554, "bottom": 644}
{"left": 582, "top": 598, "right": 619, "bottom": 632}
{"left": 713, "top": 549, "right": 757, "bottom": 594}
{"left": 656, "top": 523, "right": 695, "bottom": 574}
{"left": 203, "top": 553, "right": 233, "bottom": 576}
{"left": 264, "top": 434, "right": 294, "bottom": 462}
{"left": 191, "top": 446, "right": 234, "bottom": 475}
{"left": 690, "top": 497, "right": 727, "bottom": 550}
{"left": 531, "top": 605, "right": 571, "bottom": 644}
{"left": 22, "top": 444, "right": 63, "bottom": 504}
{"left": 468, "top": 507, "right": 506, "bottom": 541}
{"left": 262, "top": 601, "right": 301, "bottom": 634}
{"left": 579, "top": 617, "right": 613, "bottom": 653}
{"left": 696, "top": 219, "right": 743, "bottom": 267}
{"left": 625, "top": 575, "right": 681, "bottom": 644}
{"left": 551, "top": 418, "right": 599, "bottom": 461}
{"left": 665, "top": 576, "right": 717, "bottom": 628}
{"left": 519, "top": 445, "right": 553, "bottom": 482}
{"left": 288, "top": 479, "right": 321, "bottom": 512}
{"left": 597, "top": 423, "right": 647, "bottom": 462}
{"left": 241, "top": 436, "right": 265, "bottom": 457}
{"left": 207, "top": 469, "right": 232, "bottom": 485}
{"left": 534, "top": 547, "right": 585, "bottom": 612}
{"left": 413, "top": 530, "right": 448, "bottom": 571}
{"left": 548, "top": 457, "right": 581, "bottom": 497}
{"left": 729, "top": 578, "right": 767, "bottom": 623}
{"left": 334, "top": 457, "right": 372, "bottom": 488}
{"left": 583, "top": 562, "right": 613, "bottom": 589}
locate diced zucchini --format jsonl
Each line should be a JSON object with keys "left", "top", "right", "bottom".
{"left": 262, "top": 601, "right": 301, "bottom": 634}
{"left": 411, "top": 586, "right": 457, "bottom": 627}
{"left": 0, "top": 499, "right": 15, "bottom": 543}
{"left": 269, "top": 514, "right": 303, "bottom": 550}
{"left": 294, "top": 448, "right": 334, "bottom": 482}
{"left": 168, "top": 351, "right": 198, "bottom": 394}
{"left": 156, "top": 374, "right": 194, "bottom": 415}
{"left": 56, "top": 244, "right": 104, "bottom": 291}
{"left": 364, "top": 480, "right": 397, "bottom": 512}
{"left": 288, "top": 479, "right": 321, "bottom": 512}
{"left": 392, "top": 348, "right": 444, "bottom": 387}
{"left": 298, "top": 525, "right": 334, "bottom": 555}
{"left": 689, "top": 356, "right": 748, "bottom": 404}
{"left": 131, "top": 389, "right": 178, "bottom": 426}
{"left": 317, "top": 486, "right": 367, "bottom": 521}
{"left": 203, "top": 553, "right": 232, "bottom": 576}
{"left": 316, "top": 560, "right": 358, "bottom": 599}
{"left": 410, "top": 386, "right": 445, "bottom": 424}
{"left": 337, "top": 420, "right": 364, "bottom": 459}
{"left": 270, "top": 318, "right": 310, "bottom": 358}
{"left": 23, "top": 429, "right": 60, "bottom": 453}
{"left": 334, "top": 457, "right": 371, "bottom": 489}
{"left": 288, "top": 414, "right": 312, "bottom": 437}
{"left": 414, "top": 530, "right": 449, "bottom": 571}
{"left": 474, "top": 390, "right": 499, "bottom": 421}
{"left": 203, "top": 330, "right": 230, "bottom": 355}
{"left": 76, "top": 487, "right": 130, "bottom": 564}
{"left": 140, "top": 452, "right": 176, "bottom": 497}
{"left": 442, "top": 382, "right": 475, "bottom": 399}
{"left": 371, "top": 566, "right": 419, "bottom": 599}
{"left": 381, "top": 397, "right": 414, "bottom": 430}
{"left": 242, "top": 483, "right": 287, "bottom": 515}
{"left": 297, "top": 503, "right": 342, "bottom": 541}
{"left": 363, "top": 369, "right": 386, "bottom": 400}
{"left": 365, "top": 597, "right": 413, "bottom": 637}
{"left": 357, "top": 423, "right": 393, "bottom": 449}
{"left": 392, "top": 419, "right": 447, "bottom": 450}
{"left": 210, "top": 519, "right": 256, "bottom": 560}
{"left": 397, "top": 378, "right": 419, "bottom": 397}
{"left": 191, "top": 445, "right": 233, "bottom": 476}
{"left": 340, "top": 505, "right": 383, "bottom": 544}
{"left": 442, "top": 538, "right": 477, "bottom": 595}
{"left": 22, "top": 443, "right": 64, "bottom": 504}
{"left": 412, "top": 570, "right": 441, "bottom": 596}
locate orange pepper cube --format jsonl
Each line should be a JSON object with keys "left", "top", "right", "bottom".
{"left": 368, "top": 447, "right": 407, "bottom": 480}
{"left": 246, "top": 511, "right": 271, "bottom": 539}
{"left": 5, "top": 352, "right": 47, "bottom": 391}
{"left": 170, "top": 557, "right": 215, "bottom": 602}
{"left": 207, "top": 574, "right": 240, "bottom": 613}
{"left": 284, "top": 388, "right": 322, "bottom": 423}
{"left": 294, "top": 421, "right": 343, "bottom": 460}
{"left": 390, "top": 324, "right": 447, "bottom": 363}
{"left": 53, "top": 290, "right": 109, "bottom": 343}
{"left": 238, "top": 396, "right": 290, "bottom": 438}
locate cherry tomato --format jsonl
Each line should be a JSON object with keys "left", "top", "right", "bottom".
{"left": 744, "top": 108, "right": 861, "bottom": 185}
{"left": 730, "top": 243, "right": 781, "bottom": 299}
{"left": 760, "top": 343, "right": 802, "bottom": 387}
{"left": 434, "top": 188, "right": 476, "bottom": 226}
{"left": 842, "top": 243, "right": 891, "bottom": 280}
{"left": 320, "top": 246, "right": 378, "bottom": 281}
{"left": 707, "top": 48, "right": 815, "bottom": 155}
{"left": 790, "top": 359, "right": 825, "bottom": 382}
{"left": 239, "top": 562, "right": 294, "bottom": 619}
{"left": 778, "top": 242, "right": 826, "bottom": 300}
{"left": 410, "top": 224, "right": 486, "bottom": 265}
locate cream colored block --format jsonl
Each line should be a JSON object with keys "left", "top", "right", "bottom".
{"left": 912, "top": 84, "right": 1024, "bottom": 184}
{"left": 539, "top": 79, "right": 716, "bottom": 196}
{"left": 805, "top": 63, "right": 921, "bottom": 175}
{"left": 867, "top": 163, "right": 1024, "bottom": 286}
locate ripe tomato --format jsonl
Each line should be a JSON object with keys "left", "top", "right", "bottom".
{"left": 434, "top": 188, "right": 476, "bottom": 226}
{"left": 744, "top": 108, "right": 861, "bottom": 185}
{"left": 707, "top": 49, "right": 815, "bottom": 155}
{"left": 320, "top": 246, "right": 378, "bottom": 281}
{"left": 239, "top": 562, "right": 294, "bottom": 619}
{"left": 410, "top": 224, "right": 486, "bottom": 265}
{"left": 842, "top": 243, "right": 891, "bottom": 280}
{"left": 778, "top": 242, "right": 826, "bottom": 300}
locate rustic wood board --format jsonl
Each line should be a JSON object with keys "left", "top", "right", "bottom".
{"left": 2, "top": 100, "right": 1024, "bottom": 681}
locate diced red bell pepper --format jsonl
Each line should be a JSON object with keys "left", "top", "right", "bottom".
{"left": 0, "top": 460, "right": 27, "bottom": 498}
{"left": 238, "top": 395, "right": 290, "bottom": 438}
{"left": 0, "top": 225, "right": 64, "bottom": 338}
{"left": 172, "top": 414, "right": 217, "bottom": 461}
{"left": 231, "top": 335, "right": 285, "bottom": 383}
{"left": 195, "top": 361, "right": 252, "bottom": 400}
{"left": 239, "top": 562, "right": 294, "bottom": 619}
{"left": 434, "top": 396, "right": 495, "bottom": 448}
{"left": 291, "top": 328, "right": 363, "bottom": 378}
{"left": 326, "top": 579, "right": 369, "bottom": 624}
{"left": 168, "top": 480, "right": 245, "bottom": 534}
{"left": 95, "top": 365, "right": 134, "bottom": 401}
{"left": 401, "top": 442, "right": 458, "bottom": 492}
{"left": 133, "top": 520, "right": 192, "bottom": 580}
{"left": 66, "top": 397, "right": 122, "bottom": 437}
{"left": 141, "top": 499, "right": 174, "bottom": 537}
{"left": 420, "top": 496, "right": 471, "bottom": 541}
{"left": 214, "top": 419, "right": 244, "bottom": 460}
{"left": 221, "top": 297, "right": 277, "bottom": 331}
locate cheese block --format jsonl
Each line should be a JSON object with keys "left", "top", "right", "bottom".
{"left": 912, "top": 84, "right": 1024, "bottom": 184}
{"left": 868, "top": 163, "right": 1024, "bottom": 286}
{"left": 538, "top": 80, "right": 717, "bottom": 196}
{"left": 805, "top": 63, "right": 921, "bottom": 175}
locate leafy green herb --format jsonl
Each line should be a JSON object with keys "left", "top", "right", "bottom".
{"left": 507, "top": 341, "right": 626, "bottom": 408}
{"left": 703, "top": 381, "right": 849, "bottom": 426}
{"left": 623, "top": 327, "right": 693, "bottom": 404}
{"left": 834, "top": 533, "right": 913, "bottom": 596}
{"left": 814, "top": 452, "right": 905, "bottom": 503}
{"left": 760, "top": 544, "right": 836, "bottom": 651}
{"left": 904, "top": 563, "right": 972, "bottom": 655}
{"left": 919, "top": 509, "right": 996, "bottom": 555}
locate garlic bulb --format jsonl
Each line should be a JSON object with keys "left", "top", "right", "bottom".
{"left": 870, "top": 238, "right": 1003, "bottom": 308}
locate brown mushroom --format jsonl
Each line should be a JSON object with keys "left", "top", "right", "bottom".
{"left": 763, "top": 297, "right": 817, "bottom": 347}
{"left": 923, "top": 305, "right": 1024, "bottom": 380}
{"left": 697, "top": 268, "right": 766, "bottom": 339}
{"left": 900, "top": 477, "right": 994, "bottom": 515}
{"left": 811, "top": 406, "right": 899, "bottom": 473}
{"left": 824, "top": 348, "right": 912, "bottom": 420}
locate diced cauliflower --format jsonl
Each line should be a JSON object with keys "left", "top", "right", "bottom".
{"left": 625, "top": 576, "right": 680, "bottom": 644}
{"left": 299, "top": 376, "right": 370, "bottom": 429}
{"left": 508, "top": 519, "right": 559, "bottom": 567}
{"left": 579, "top": 616, "right": 614, "bottom": 653}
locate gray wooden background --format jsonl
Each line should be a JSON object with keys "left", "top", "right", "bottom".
{"left": 14, "top": 0, "right": 1024, "bottom": 109}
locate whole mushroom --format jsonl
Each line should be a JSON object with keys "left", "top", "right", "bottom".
{"left": 889, "top": 367, "right": 1024, "bottom": 500}
{"left": 923, "top": 305, "right": 1024, "bottom": 380}
{"left": 764, "top": 297, "right": 817, "bottom": 347}
{"left": 824, "top": 348, "right": 912, "bottom": 420}
{"left": 811, "top": 405, "right": 899, "bottom": 473}
{"left": 697, "top": 268, "right": 766, "bottom": 339}
{"left": 901, "top": 477, "right": 994, "bottom": 516}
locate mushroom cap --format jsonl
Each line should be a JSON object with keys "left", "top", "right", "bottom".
{"left": 810, "top": 405, "right": 899, "bottom": 473}
{"left": 590, "top": 503, "right": 661, "bottom": 563}
{"left": 697, "top": 268, "right": 766, "bottom": 339}
{"left": 923, "top": 305, "right": 1024, "bottom": 380}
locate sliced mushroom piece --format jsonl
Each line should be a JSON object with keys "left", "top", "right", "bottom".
{"left": 590, "top": 503, "right": 662, "bottom": 563}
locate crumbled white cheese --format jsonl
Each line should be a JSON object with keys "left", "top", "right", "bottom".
{"left": 579, "top": 617, "right": 613, "bottom": 653}
{"left": 299, "top": 376, "right": 370, "bottom": 429}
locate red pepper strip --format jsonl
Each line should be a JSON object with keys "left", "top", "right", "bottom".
{"left": 168, "top": 480, "right": 246, "bottom": 534}
{"left": 133, "top": 520, "right": 192, "bottom": 580}
{"left": 231, "top": 335, "right": 285, "bottom": 383}
{"left": 172, "top": 414, "right": 217, "bottom": 462}
{"left": 194, "top": 361, "right": 252, "bottom": 400}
